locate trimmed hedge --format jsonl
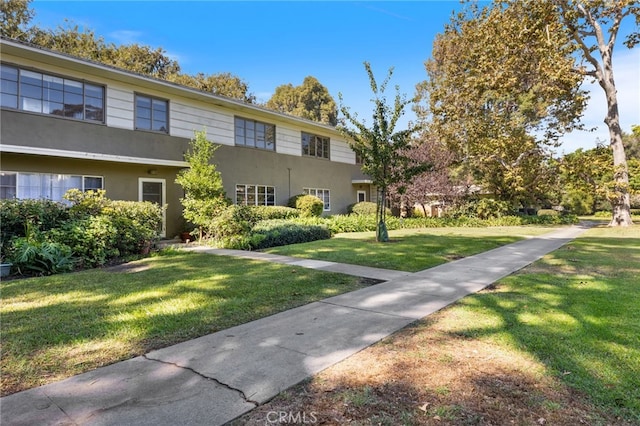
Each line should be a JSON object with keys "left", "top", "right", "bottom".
{"left": 249, "top": 220, "right": 332, "bottom": 250}
{"left": 248, "top": 205, "right": 300, "bottom": 221}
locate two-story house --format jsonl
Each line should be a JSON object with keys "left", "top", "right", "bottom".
{"left": 0, "top": 38, "right": 373, "bottom": 237}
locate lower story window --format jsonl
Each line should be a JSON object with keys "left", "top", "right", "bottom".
{"left": 303, "top": 188, "right": 330, "bottom": 211}
{"left": 236, "top": 184, "right": 275, "bottom": 206}
{"left": 0, "top": 171, "right": 104, "bottom": 202}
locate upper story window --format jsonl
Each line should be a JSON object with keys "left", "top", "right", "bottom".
{"left": 135, "top": 94, "right": 168, "bottom": 133}
{"left": 235, "top": 117, "right": 275, "bottom": 151}
{"left": 0, "top": 64, "right": 104, "bottom": 122}
{"left": 302, "top": 132, "right": 330, "bottom": 159}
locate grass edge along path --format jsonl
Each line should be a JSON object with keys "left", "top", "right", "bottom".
{"left": 262, "top": 226, "right": 556, "bottom": 272}
{"left": 0, "top": 226, "right": 546, "bottom": 397}
{"left": 235, "top": 224, "right": 640, "bottom": 425}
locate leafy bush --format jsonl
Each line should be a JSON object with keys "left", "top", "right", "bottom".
{"left": 104, "top": 200, "right": 163, "bottom": 254}
{"left": 49, "top": 216, "right": 119, "bottom": 268}
{"left": 537, "top": 209, "right": 560, "bottom": 216}
{"left": 248, "top": 205, "right": 300, "bottom": 221}
{"left": 249, "top": 220, "right": 332, "bottom": 250}
{"left": 0, "top": 198, "right": 69, "bottom": 244}
{"left": 446, "top": 199, "right": 515, "bottom": 220}
{"left": 64, "top": 189, "right": 110, "bottom": 217}
{"left": 8, "top": 232, "right": 74, "bottom": 276}
{"left": 288, "top": 194, "right": 324, "bottom": 217}
{"left": 561, "top": 189, "right": 593, "bottom": 215}
{"left": 209, "top": 205, "right": 254, "bottom": 249}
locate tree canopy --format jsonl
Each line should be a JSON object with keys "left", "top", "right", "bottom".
{"left": 1, "top": 0, "right": 255, "bottom": 102}
{"left": 420, "top": 0, "right": 587, "bottom": 208}
{"left": 266, "top": 76, "right": 338, "bottom": 125}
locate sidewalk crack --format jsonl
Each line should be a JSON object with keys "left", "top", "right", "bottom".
{"left": 143, "top": 355, "right": 259, "bottom": 406}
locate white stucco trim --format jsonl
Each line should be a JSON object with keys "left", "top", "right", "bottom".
{"left": 0, "top": 144, "right": 188, "bottom": 167}
{"left": 352, "top": 179, "right": 373, "bottom": 184}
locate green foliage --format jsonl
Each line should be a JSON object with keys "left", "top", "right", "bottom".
{"left": 64, "top": 188, "right": 110, "bottom": 217}
{"left": 247, "top": 205, "right": 300, "bottom": 221}
{"left": 446, "top": 199, "right": 516, "bottom": 220}
{"left": 339, "top": 62, "right": 424, "bottom": 241}
{"left": 175, "top": 130, "right": 228, "bottom": 236}
{"left": 291, "top": 194, "right": 324, "bottom": 218}
{"left": 1, "top": 192, "right": 162, "bottom": 274}
{"left": 348, "top": 201, "right": 389, "bottom": 216}
{"left": 0, "top": 198, "right": 69, "bottom": 246}
{"left": 561, "top": 188, "right": 594, "bottom": 215}
{"left": 536, "top": 209, "right": 559, "bottom": 217}
{"left": 265, "top": 76, "right": 337, "bottom": 125}
{"left": 249, "top": 220, "right": 332, "bottom": 250}
{"left": 422, "top": 0, "right": 586, "bottom": 206}
{"left": 8, "top": 227, "right": 73, "bottom": 276}
{"left": 209, "top": 205, "right": 254, "bottom": 249}
{"left": 49, "top": 216, "right": 118, "bottom": 268}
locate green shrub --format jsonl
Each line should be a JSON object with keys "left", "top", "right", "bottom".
{"left": 64, "top": 189, "right": 110, "bottom": 218}
{"left": 8, "top": 230, "right": 74, "bottom": 276}
{"left": 209, "top": 205, "right": 254, "bottom": 249}
{"left": 537, "top": 209, "right": 560, "bottom": 216}
{"left": 249, "top": 220, "right": 331, "bottom": 250}
{"left": 49, "top": 216, "right": 119, "bottom": 268}
{"left": 103, "top": 200, "right": 163, "bottom": 254}
{"left": 446, "top": 199, "right": 515, "bottom": 220}
{"left": 290, "top": 194, "right": 324, "bottom": 217}
{"left": 248, "top": 205, "right": 300, "bottom": 221}
{"left": 0, "top": 198, "right": 69, "bottom": 245}
{"left": 594, "top": 210, "right": 610, "bottom": 217}
{"left": 561, "top": 189, "right": 593, "bottom": 215}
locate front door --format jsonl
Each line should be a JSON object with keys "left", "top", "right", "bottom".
{"left": 139, "top": 178, "right": 166, "bottom": 237}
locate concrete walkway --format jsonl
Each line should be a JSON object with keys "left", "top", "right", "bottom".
{"left": 1, "top": 224, "right": 592, "bottom": 426}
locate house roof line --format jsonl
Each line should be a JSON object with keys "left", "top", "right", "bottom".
{"left": 0, "top": 144, "right": 189, "bottom": 167}
{"left": 0, "top": 37, "right": 342, "bottom": 136}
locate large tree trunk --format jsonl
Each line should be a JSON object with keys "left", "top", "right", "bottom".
{"left": 601, "top": 51, "right": 633, "bottom": 226}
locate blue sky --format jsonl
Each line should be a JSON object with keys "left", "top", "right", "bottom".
{"left": 31, "top": 1, "right": 639, "bottom": 154}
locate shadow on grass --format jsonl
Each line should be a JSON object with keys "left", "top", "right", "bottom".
{"left": 0, "top": 251, "right": 366, "bottom": 396}
{"left": 447, "top": 235, "right": 640, "bottom": 422}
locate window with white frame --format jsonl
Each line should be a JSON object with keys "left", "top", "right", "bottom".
{"left": 0, "top": 172, "right": 104, "bottom": 202}
{"left": 236, "top": 184, "right": 275, "bottom": 206}
{"left": 0, "top": 63, "right": 105, "bottom": 122}
{"left": 303, "top": 188, "right": 330, "bottom": 211}
{"left": 302, "top": 132, "right": 330, "bottom": 159}
{"left": 135, "top": 94, "right": 168, "bottom": 133}
{"left": 234, "top": 117, "right": 276, "bottom": 151}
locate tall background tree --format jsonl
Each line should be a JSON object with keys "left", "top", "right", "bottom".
{"left": 339, "top": 62, "right": 424, "bottom": 242}
{"left": 553, "top": 0, "right": 638, "bottom": 226}
{"left": 266, "top": 76, "right": 338, "bottom": 125}
{"left": 420, "top": 0, "right": 587, "bottom": 210}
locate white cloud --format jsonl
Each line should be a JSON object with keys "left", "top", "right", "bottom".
{"left": 557, "top": 48, "right": 640, "bottom": 155}
{"left": 107, "top": 30, "right": 143, "bottom": 45}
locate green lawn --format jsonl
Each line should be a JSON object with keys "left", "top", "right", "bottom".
{"left": 0, "top": 251, "right": 366, "bottom": 396}
{"left": 262, "top": 226, "right": 557, "bottom": 272}
{"left": 442, "top": 225, "right": 640, "bottom": 421}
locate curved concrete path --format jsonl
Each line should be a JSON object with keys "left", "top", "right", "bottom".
{"left": 1, "top": 224, "right": 593, "bottom": 426}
